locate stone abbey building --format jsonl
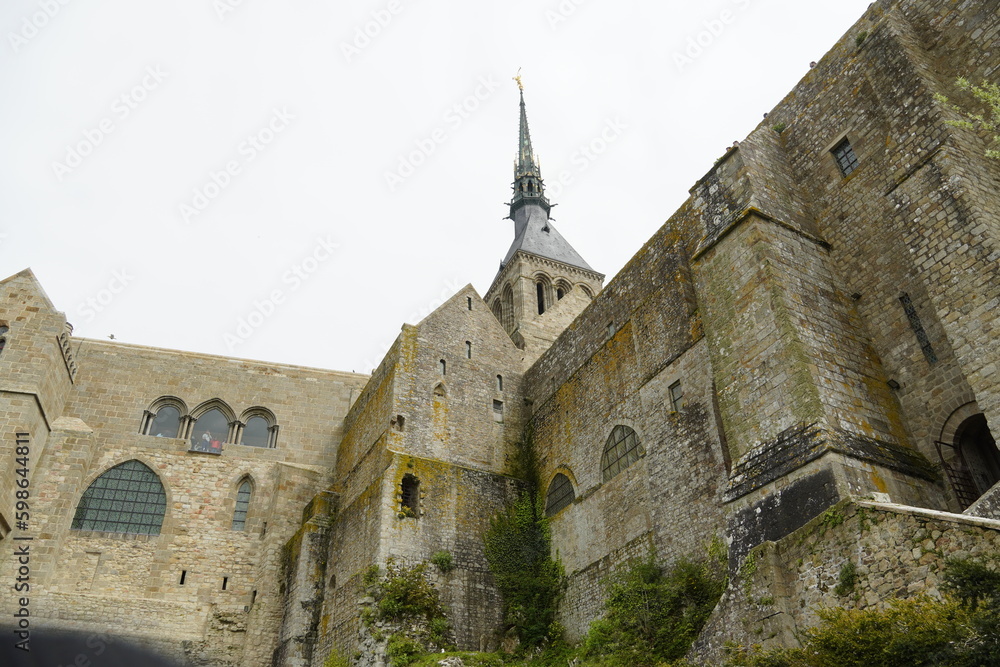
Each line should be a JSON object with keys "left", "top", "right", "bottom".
{"left": 3, "top": 0, "right": 1000, "bottom": 664}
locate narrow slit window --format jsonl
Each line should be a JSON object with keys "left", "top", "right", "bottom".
{"left": 232, "top": 480, "right": 252, "bottom": 531}
{"left": 537, "top": 283, "right": 546, "bottom": 315}
{"left": 222, "top": 576, "right": 228, "bottom": 591}
{"left": 467, "top": 297, "right": 472, "bottom": 310}
{"left": 497, "top": 375, "right": 503, "bottom": 392}
{"left": 466, "top": 341, "right": 472, "bottom": 359}
{"left": 899, "top": 293, "right": 938, "bottom": 364}
{"left": 180, "top": 570, "right": 187, "bottom": 585}
{"left": 439, "top": 359, "right": 446, "bottom": 375}
{"left": 669, "top": 381, "right": 684, "bottom": 413}
{"left": 831, "top": 137, "right": 860, "bottom": 176}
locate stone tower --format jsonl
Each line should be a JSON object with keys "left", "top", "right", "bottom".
{"left": 484, "top": 86, "right": 604, "bottom": 365}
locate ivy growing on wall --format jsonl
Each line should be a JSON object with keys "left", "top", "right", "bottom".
{"left": 483, "top": 422, "right": 565, "bottom": 649}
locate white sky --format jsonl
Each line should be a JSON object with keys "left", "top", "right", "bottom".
{"left": 1, "top": 0, "right": 876, "bottom": 374}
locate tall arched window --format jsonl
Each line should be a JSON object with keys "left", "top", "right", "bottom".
{"left": 71, "top": 460, "right": 167, "bottom": 535}
{"left": 191, "top": 408, "right": 229, "bottom": 452}
{"left": 0, "top": 325, "right": 8, "bottom": 355}
{"left": 545, "top": 473, "right": 575, "bottom": 517}
{"left": 232, "top": 480, "right": 252, "bottom": 531}
{"left": 537, "top": 282, "right": 546, "bottom": 314}
{"left": 601, "top": 425, "right": 643, "bottom": 482}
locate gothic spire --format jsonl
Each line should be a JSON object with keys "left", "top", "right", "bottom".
{"left": 509, "top": 85, "right": 551, "bottom": 218}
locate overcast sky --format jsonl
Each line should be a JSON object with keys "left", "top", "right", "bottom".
{"left": 1, "top": 0, "right": 876, "bottom": 374}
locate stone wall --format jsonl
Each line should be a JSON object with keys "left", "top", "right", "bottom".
{"left": 692, "top": 500, "right": 1000, "bottom": 663}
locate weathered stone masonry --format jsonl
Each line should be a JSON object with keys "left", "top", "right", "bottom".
{"left": 2, "top": 0, "right": 1000, "bottom": 664}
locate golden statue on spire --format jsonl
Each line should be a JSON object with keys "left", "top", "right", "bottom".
{"left": 513, "top": 68, "right": 524, "bottom": 92}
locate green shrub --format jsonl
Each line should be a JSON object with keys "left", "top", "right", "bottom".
{"left": 431, "top": 550, "right": 454, "bottom": 573}
{"left": 363, "top": 558, "right": 455, "bottom": 664}
{"left": 833, "top": 560, "right": 856, "bottom": 597}
{"left": 725, "top": 558, "right": 1000, "bottom": 667}
{"left": 582, "top": 556, "right": 726, "bottom": 666}
{"left": 386, "top": 633, "right": 424, "bottom": 667}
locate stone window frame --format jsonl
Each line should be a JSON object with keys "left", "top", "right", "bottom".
{"left": 139, "top": 396, "right": 188, "bottom": 438}
{"left": 544, "top": 470, "right": 576, "bottom": 517}
{"left": 231, "top": 476, "right": 254, "bottom": 531}
{"left": 554, "top": 279, "right": 572, "bottom": 301}
{"left": 578, "top": 284, "right": 594, "bottom": 299}
{"left": 71, "top": 458, "right": 169, "bottom": 537}
{"left": 600, "top": 424, "right": 645, "bottom": 482}
{"left": 236, "top": 407, "right": 280, "bottom": 449}
{"left": 0, "top": 321, "right": 8, "bottom": 356}
{"left": 187, "top": 399, "right": 238, "bottom": 451}
{"left": 829, "top": 135, "right": 860, "bottom": 177}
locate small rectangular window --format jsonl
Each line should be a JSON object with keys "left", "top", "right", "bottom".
{"left": 179, "top": 570, "right": 187, "bottom": 585}
{"left": 669, "top": 381, "right": 684, "bottom": 413}
{"left": 493, "top": 400, "right": 504, "bottom": 422}
{"left": 467, "top": 297, "right": 472, "bottom": 310}
{"left": 831, "top": 137, "right": 859, "bottom": 176}
{"left": 222, "top": 576, "right": 228, "bottom": 591}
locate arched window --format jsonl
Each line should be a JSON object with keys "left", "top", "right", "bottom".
{"left": 242, "top": 416, "right": 269, "bottom": 448}
{"left": 501, "top": 284, "right": 515, "bottom": 332}
{"left": 232, "top": 479, "right": 252, "bottom": 531}
{"left": 466, "top": 341, "right": 472, "bottom": 359}
{"left": 141, "top": 397, "right": 187, "bottom": 438}
{"left": 497, "top": 375, "right": 503, "bottom": 392}
{"left": 601, "top": 425, "right": 643, "bottom": 482}
{"left": 191, "top": 408, "right": 229, "bottom": 453}
{"left": 545, "top": 473, "right": 575, "bottom": 517}
{"left": 439, "top": 359, "right": 446, "bottom": 375}
{"left": 71, "top": 460, "right": 166, "bottom": 535}
{"left": 149, "top": 406, "right": 181, "bottom": 438}
{"left": 537, "top": 282, "right": 546, "bottom": 315}
{"left": 0, "top": 325, "right": 8, "bottom": 355}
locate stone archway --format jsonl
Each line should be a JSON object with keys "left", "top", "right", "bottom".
{"left": 937, "top": 403, "right": 1000, "bottom": 508}
{"left": 955, "top": 414, "right": 1000, "bottom": 497}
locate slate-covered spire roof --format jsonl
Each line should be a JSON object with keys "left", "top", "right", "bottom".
{"left": 509, "top": 89, "right": 551, "bottom": 218}
{"left": 501, "top": 87, "right": 594, "bottom": 274}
